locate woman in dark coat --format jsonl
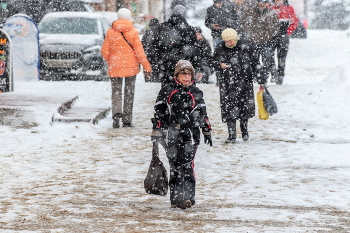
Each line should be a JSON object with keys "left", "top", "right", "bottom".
{"left": 151, "top": 60, "right": 212, "bottom": 209}
{"left": 210, "top": 28, "right": 261, "bottom": 143}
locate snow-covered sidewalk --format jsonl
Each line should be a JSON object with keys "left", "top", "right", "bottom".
{"left": 1, "top": 30, "right": 350, "bottom": 232}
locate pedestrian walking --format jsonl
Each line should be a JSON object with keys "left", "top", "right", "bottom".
{"left": 240, "top": 0, "right": 279, "bottom": 85}
{"left": 142, "top": 18, "right": 161, "bottom": 82}
{"left": 210, "top": 28, "right": 261, "bottom": 143}
{"left": 194, "top": 26, "right": 214, "bottom": 84}
{"left": 101, "top": 8, "right": 152, "bottom": 128}
{"left": 270, "top": 0, "right": 298, "bottom": 84}
{"left": 150, "top": 5, "right": 203, "bottom": 86}
{"left": 205, "top": 0, "right": 241, "bottom": 50}
{"left": 151, "top": 60, "right": 212, "bottom": 209}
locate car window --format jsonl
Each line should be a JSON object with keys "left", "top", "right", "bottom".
{"left": 39, "top": 17, "right": 99, "bottom": 35}
{"left": 101, "top": 18, "right": 110, "bottom": 33}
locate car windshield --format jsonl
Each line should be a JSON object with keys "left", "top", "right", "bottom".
{"left": 39, "top": 17, "right": 99, "bottom": 35}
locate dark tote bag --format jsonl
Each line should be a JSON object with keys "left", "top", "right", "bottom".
{"left": 263, "top": 86, "right": 278, "bottom": 116}
{"left": 144, "top": 142, "right": 168, "bottom": 196}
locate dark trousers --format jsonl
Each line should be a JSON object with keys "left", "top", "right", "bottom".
{"left": 110, "top": 76, "right": 136, "bottom": 124}
{"left": 166, "top": 126, "right": 198, "bottom": 206}
{"left": 271, "top": 33, "right": 290, "bottom": 84}
{"left": 256, "top": 41, "right": 275, "bottom": 84}
{"left": 227, "top": 118, "right": 248, "bottom": 134}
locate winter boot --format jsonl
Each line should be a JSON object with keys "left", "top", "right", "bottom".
{"left": 276, "top": 69, "right": 284, "bottom": 85}
{"left": 171, "top": 200, "right": 192, "bottom": 209}
{"left": 225, "top": 134, "right": 236, "bottom": 143}
{"left": 179, "top": 200, "right": 192, "bottom": 209}
{"left": 240, "top": 119, "right": 249, "bottom": 141}
{"left": 225, "top": 119, "right": 236, "bottom": 143}
{"left": 112, "top": 113, "right": 122, "bottom": 128}
{"left": 122, "top": 123, "right": 134, "bottom": 127}
{"left": 276, "top": 75, "right": 284, "bottom": 85}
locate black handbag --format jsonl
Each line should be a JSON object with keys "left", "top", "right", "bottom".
{"left": 144, "top": 142, "right": 168, "bottom": 196}
{"left": 262, "top": 86, "right": 278, "bottom": 116}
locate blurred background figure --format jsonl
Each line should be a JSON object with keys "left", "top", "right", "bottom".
{"left": 194, "top": 26, "right": 214, "bottom": 84}
{"left": 150, "top": 5, "right": 203, "bottom": 86}
{"left": 142, "top": 18, "right": 160, "bottom": 82}
{"left": 269, "top": 0, "right": 298, "bottom": 85}
{"left": 240, "top": 0, "right": 279, "bottom": 85}
{"left": 205, "top": 0, "right": 242, "bottom": 50}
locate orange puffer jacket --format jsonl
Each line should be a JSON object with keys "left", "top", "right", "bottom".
{"left": 101, "top": 19, "right": 152, "bottom": 78}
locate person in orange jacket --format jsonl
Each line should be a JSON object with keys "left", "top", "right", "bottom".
{"left": 101, "top": 8, "right": 152, "bottom": 128}
{"left": 270, "top": 0, "right": 298, "bottom": 85}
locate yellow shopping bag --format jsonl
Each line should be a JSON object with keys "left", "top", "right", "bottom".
{"left": 257, "top": 85, "right": 269, "bottom": 120}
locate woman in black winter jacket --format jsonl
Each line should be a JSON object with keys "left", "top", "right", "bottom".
{"left": 210, "top": 28, "right": 261, "bottom": 143}
{"left": 151, "top": 60, "right": 212, "bottom": 209}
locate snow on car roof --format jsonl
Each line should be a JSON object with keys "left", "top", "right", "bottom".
{"left": 41, "top": 12, "right": 105, "bottom": 20}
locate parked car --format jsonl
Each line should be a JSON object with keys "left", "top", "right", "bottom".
{"left": 0, "top": 0, "right": 94, "bottom": 24}
{"left": 38, "top": 11, "right": 110, "bottom": 81}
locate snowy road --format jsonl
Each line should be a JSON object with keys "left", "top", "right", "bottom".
{"left": 1, "top": 30, "right": 350, "bottom": 232}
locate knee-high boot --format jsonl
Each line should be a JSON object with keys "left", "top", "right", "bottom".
{"left": 240, "top": 119, "right": 249, "bottom": 141}
{"left": 225, "top": 119, "right": 236, "bottom": 143}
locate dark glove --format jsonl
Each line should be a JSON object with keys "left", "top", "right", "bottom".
{"left": 152, "top": 118, "right": 163, "bottom": 130}
{"left": 144, "top": 71, "right": 152, "bottom": 82}
{"left": 204, "top": 135, "right": 212, "bottom": 146}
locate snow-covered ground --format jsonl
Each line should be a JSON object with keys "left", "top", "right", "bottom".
{"left": 1, "top": 29, "right": 350, "bottom": 232}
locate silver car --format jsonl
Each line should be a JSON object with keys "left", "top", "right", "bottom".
{"left": 38, "top": 11, "right": 110, "bottom": 81}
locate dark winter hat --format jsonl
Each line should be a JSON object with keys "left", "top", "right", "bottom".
{"left": 194, "top": 26, "right": 202, "bottom": 33}
{"left": 257, "top": 0, "right": 269, "bottom": 3}
{"left": 213, "top": 0, "right": 223, "bottom": 3}
{"left": 172, "top": 5, "right": 187, "bottom": 18}
{"left": 149, "top": 18, "right": 159, "bottom": 28}
{"left": 174, "top": 60, "right": 195, "bottom": 79}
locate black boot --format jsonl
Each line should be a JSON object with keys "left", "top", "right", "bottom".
{"left": 112, "top": 113, "right": 122, "bottom": 128}
{"left": 276, "top": 69, "right": 284, "bottom": 85}
{"left": 225, "top": 134, "right": 236, "bottom": 143}
{"left": 122, "top": 123, "right": 134, "bottom": 127}
{"left": 240, "top": 119, "right": 249, "bottom": 141}
{"left": 225, "top": 119, "right": 236, "bottom": 143}
{"left": 276, "top": 75, "right": 284, "bottom": 85}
